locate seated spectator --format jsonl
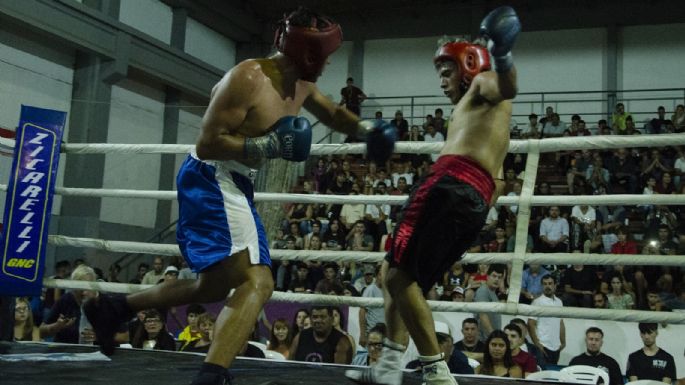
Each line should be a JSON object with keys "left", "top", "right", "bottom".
{"left": 672, "top": 104, "right": 685, "bottom": 132}
{"left": 286, "top": 222, "right": 304, "bottom": 250}
{"left": 180, "top": 312, "right": 215, "bottom": 353}
{"left": 391, "top": 162, "right": 415, "bottom": 187}
{"left": 567, "top": 150, "right": 593, "bottom": 195}
{"left": 266, "top": 318, "right": 292, "bottom": 359}
{"left": 569, "top": 327, "right": 623, "bottom": 385}
{"left": 389, "top": 110, "right": 409, "bottom": 139}
{"left": 542, "top": 113, "right": 565, "bottom": 138}
{"left": 132, "top": 309, "right": 176, "bottom": 351}
{"left": 14, "top": 297, "right": 40, "bottom": 341}
{"left": 322, "top": 219, "right": 346, "bottom": 251}
{"left": 352, "top": 324, "right": 386, "bottom": 366}
{"left": 454, "top": 318, "right": 484, "bottom": 363}
{"left": 303, "top": 220, "right": 323, "bottom": 250}
{"left": 611, "top": 226, "right": 638, "bottom": 254}
{"left": 290, "top": 306, "right": 352, "bottom": 364}
{"left": 606, "top": 271, "right": 635, "bottom": 310}
{"left": 141, "top": 256, "right": 165, "bottom": 285}
{"left": 672, "top": 147, "right": 685, "bottom": 189}
{"left": 539, "top": 206, "right": 569, "bottom": 253}
{"left": 509, "top": 318, "right": 545, "bottom": 369}
{"left": 340, "top": 190, "right": 366, "bottom": 230}
{"left": 443, "top": 262, "right": 469, "bottom": 294}
{"left": 289, "top": 262, "right": 314, "bottom": 293}
{"left": 520, "top": 264, "right": 550, "bottom": 304}
{"left": 570, "top": 204, "right": 597, "bottom": 252}
{"left": 475, "top": 330, "right": 523, "bottom": 378}
{"left": 270, "top": 228, "right": 288, "bottom": 250}
{"left": 624, "top": 116, "right": 641, "bottom": 135}
{"left": 611, "top": 103, "right": 631, "bottom": 134}
{"left": 177, "top": 303, "right": 205, "bottom": 345}
{"left": 353, "top": 264, "right": 377, "bottom": 294}
{"left": 593, "top": 292, "right": 609, "bottom": 309}
{"left": 521, "top": 113, "right": 542, "bottom": 139}
{"left": 562, "top": 264, "right": 596, "bottom": 308}
{"left": 503, "top": 323, "right": 537, "bottom": 377}
{"left": 643, "top": 285, "right": 670, "bottom": 312}
{"left": 626, "top": 323, "right": 676, "bottom": 383}
{"left": 346, "top": 220, "right": 374, "bottom": 252}
{"left": 291, "top": 309, "right": 310, "bottom": 339}
{"left": 607, "top": 148, "right": 639, "bottom": 193}
{"left": 647, "top": 106, "right": 673, "bottom": 134}
{"left": 433, "top": 108, "right": 447, "bottom": 136}
{"left": 585, "top": 156, "right": 610, "bottom": 193}
{"left": 340, "top": 159, "right": 358, "bottom": 184}
{"left": 641, "top": 148, "right": 671, "bottom": 184}
{"left": 315, "top": 263, "right": 343, "bottom": 294}
{"left": 407, "top": 332, "right": 473, "bottom": 375}
{"left": 664, "top": 282, "right": 685, "bottom": 310}
{"left": 129, "top": 262, "right": 149, "bottom": 285}
{"left": 423, "top": 123, "right": 445, "bottom": 163}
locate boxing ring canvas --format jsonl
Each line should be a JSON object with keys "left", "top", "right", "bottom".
{"left": 0, "top": 342, "right": 567, "bottom": 385}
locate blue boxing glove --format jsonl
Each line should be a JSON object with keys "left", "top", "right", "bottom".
{"left": 244, "top": 116, "right": 312, "bottom": 162}
{"left": 356, "top": 119, "right": 397, "bottom": 165}
{"left": 479, "top": 6, "right": 521, "bottom": 73}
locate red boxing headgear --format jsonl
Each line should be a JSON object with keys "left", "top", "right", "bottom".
{"left": 434, "top": 41, "right": 491, "bottom": 93}
{"left": 274, "top": 13, "right": 343, "bottom": 82}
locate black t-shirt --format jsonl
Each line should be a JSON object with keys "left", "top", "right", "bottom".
{"left": 45, "top": 292, "right": 80, "bottom": 343}
{"left": 294, "top": 328, "right": 344, "bottom": 363}
{"left": 454, "top": 339, "right": 485, "bottom": 353}
{"left": 563, "top": 267, "right": 596, "bottom": 292}
{"left": 569, "top": 352, "right": 623, "bottom": 385}
{"left": 626, "top": 348, "right": 677, "bottom": 382}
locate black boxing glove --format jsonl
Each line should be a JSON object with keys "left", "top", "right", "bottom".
{"left": 356, "top": 119, "right": 397, "bottom": 165}
{"left": 244, "top": 116, "right": 312, "bottom": 162}
{"left": 479, "top": 6, "right": 521, "bottom": 73}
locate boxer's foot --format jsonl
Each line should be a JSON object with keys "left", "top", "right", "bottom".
{"left": 345, "top": 339, "right": 405, "bottom": 385}
{"left": 83, "top": 293, "right": 133, "bottom": 356}
{"left": 421, "top": 360, "right": 457, "bottom": 385}
{"left": 190, "top": 364, "right": 232, "bottom": 385}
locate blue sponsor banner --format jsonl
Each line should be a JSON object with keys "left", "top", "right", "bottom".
{"left": 0, "top": 105, "right": 66, "bottom": 296}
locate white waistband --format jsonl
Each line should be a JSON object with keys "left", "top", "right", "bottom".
{"left": 190, "top": 150, "right": 258, "bottom": 181}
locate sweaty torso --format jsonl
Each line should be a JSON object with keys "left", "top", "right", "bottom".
{"left": 440, "top": 90, "right": 511, "bottom": 177}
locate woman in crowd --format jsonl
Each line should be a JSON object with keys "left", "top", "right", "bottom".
{"left": 14, "top": 297, "right": 40, "bottom": 341}
{"left": 606, "top": 272, "right": 635, "bottom": 310}
{"left": 266, "top": 318, "right": 292, "bottom": 359}
{"left": 291, "top": 309, "right": 310, "bottom": 339}
{"left": 475, "top": 330, "right": 523, "bottom": 378}
{"left": 180, "top": 312, "right": 216, "bottom": 353}
{"left": 322, "top": 219, "right": 347, "bottom": 251}
{"left": 131, "top": 309, "right": 175, "bottom": 351}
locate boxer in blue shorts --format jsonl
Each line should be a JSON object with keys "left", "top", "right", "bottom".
{"left": 346, "top": 6, "right": 521, "bottom": 385}
{"left": 84, "top": 7, "right": 395, "bottom": 385}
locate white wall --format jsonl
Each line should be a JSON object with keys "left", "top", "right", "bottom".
{"left": 119, "top": 0, "right": 172, "bottom": 44}
{"left": 100, "top": 80, "right": 165, "bottom": 228}
{"left": 0, "top": 31, "right": 74, "bottom": 216}
{"left": 169, "top": 106, "right": 204, "bottom": 222}
{"left": 184, "top": 18, "right": 236, "bottom": 70}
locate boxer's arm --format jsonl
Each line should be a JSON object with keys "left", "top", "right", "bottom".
{"left": 334, "top": 335, "right": 353, "bottom": 364}
{"left": 472, "top": 69, "right": 518, "bottom": 105}
{"left": 196, "top": 64, "right": 259, "bottom": 161}
{"left": 304, "top": 85, "right": 360, "bottom": 136}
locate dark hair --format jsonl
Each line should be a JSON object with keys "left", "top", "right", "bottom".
{"left": 626, "top": 116, "right": 633, "bottom": 122}
{"left": 435, "top": 108, "right": 443, "bottom": 114}
{"left": 55, "top": 260, "right": 71, "bottom": 269}
{"left": 369, "top": 323, "right": 387, "bottom": 337}
{"left": 658, "top": 105, "right": 665, "bottom": 111}
{"left": 311, "top": 305, "right": 333, "bottom": 316}
{"left": 646, "top": 285, "right": 659, "bottom": 294}
{"left": 282, "top": 6, "right": 331, "bottom": 29}
{"left": 616, "top": 103, "right": 624, "bottom": 108}
{"left": 572, "top": 114, "right": 581, "bottom": 121}
{"left": 586, "top": 326, "right": 604, "bottom": 337}
{"left": 269, "top": 318, "right": 292, "bottom": 350}
{"left": 487, "top": 264, "right": 506, "bottom": 275}
{"left": 292, "top": 308, "right": 310, "bottom": 336}
{"left": 462, "top": 317, "right": 478, "bottom": 327}
{"left": 638, "top": 322, "right": 658, "bottom": 334}
{"left": 436, "top": 332, "right": 453, "bottom": 345}
{"left": 504, "top": 323, "right": 522, "bottom": 337}
{"left": 528, "top": 113, "right": 538, "bottom": 119}
{"left": 598, "top": 119, "right": 607, "bottom": 125}
{"left": 187, "top": 304, "right": 206, "bottom": 316}
{"left": 347, "top": 77, "right": 353, "bottom": 82}
{"left": 481, "top": 330, "right": 515, "bottom": 375}
{"left": 541, "top": 274, "right": 555, "bottom": 283}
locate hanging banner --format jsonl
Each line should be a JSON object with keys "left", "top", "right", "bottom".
{"left": 0, "top": 105, "right": 66, "bottom": 296}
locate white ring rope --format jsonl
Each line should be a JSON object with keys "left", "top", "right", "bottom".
{"left": 42, "top": 278, "right": 685, "bottom": 324}
{"left": 0, "top": 184, "right": 683, "bottom": 206}
{"left": 0, "top": 133, "right": 683, "bottom": 155}
{"left": 47, "top": 235, "right": 685, "bottom": 266}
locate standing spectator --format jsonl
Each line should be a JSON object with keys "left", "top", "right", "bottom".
{"left": 539, "top": 206, "right": 569, "bottom": 253}
{"left": 475, "top": 264, "right": 505, "bottom": 341}
{"left": 339, "top": 77, "right": 366, "bottom": 116}
{"left": 141, "top": 256, "right": 165, "bottom": 285}
{"left": 454, "top": 318, "right": 485, "bottom": 363}
{"left": 389, "top": 110, "right": 409, "bottom": 140}
{"left": 423, "top": 124, "right": 445, "bottom": 163}
{"left": 538, "top": 106, "right": 554, "bottom": 126}
{"left": 358, "top": 266, "right": 385, "bottom": 348}
{"left": 626, "top": 323, "right": 677, "bottom": 383}
{"left": 611, "top": 103, "right": 631, "bottom": 134}
{"left": 290, "top": 306, "right": 352, "bottom": 364}
{"left": 475, "top": 330, "right": 523, "bottom": 378}
{"left": 569, "top": 327, "right": 623, "bottom": 385}
{"left": 528, "top": 274, "right": 565, "bottom": 365}
{"left": 433, "top": 108, "right": 447, "bottom": 137}
{"left": 503, "top": 323, "right": 537, "bottom": 377}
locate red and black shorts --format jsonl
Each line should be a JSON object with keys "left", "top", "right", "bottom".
{"left": 386, "top": 155, "right": 494, "bottom": 293}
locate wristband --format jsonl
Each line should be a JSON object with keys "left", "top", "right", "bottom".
{"left": 493, "top": 52, "right": 513, "bottom": 73}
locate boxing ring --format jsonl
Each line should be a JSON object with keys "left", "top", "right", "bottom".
{"left": 2, "top": 133, "right": 685, "bottom": 384}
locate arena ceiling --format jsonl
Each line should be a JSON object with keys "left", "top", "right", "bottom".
{"left": 162, "top": 0, "right": 685, "bottom": 42}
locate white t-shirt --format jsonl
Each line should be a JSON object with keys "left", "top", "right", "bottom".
{"left": 485, "top": 206, "right": 499, "bottom": 226}
{"left": 365, "top": 203, "right": 390, "bottom": 219}
{"left": 571, "top": 206, "right": 596, "bottom": 223}
{"left": 674, "top": 157, "right": 685, "bottom": 173}
{"left": 529, "top": 295, "right": 564, "bottom": 350}
{"left": 424, "top": 132, "right": 445, "bottom": 162}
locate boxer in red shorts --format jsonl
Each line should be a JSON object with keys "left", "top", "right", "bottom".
{"left": 346, "top": 6, "right": 520, "bottom": 385}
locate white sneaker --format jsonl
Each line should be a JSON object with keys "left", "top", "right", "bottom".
{"left": 345, "top": 340, "right": 404, "bottom": 385}
{"left": 421, "top": 360, "right": 457, "bottom": 385}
